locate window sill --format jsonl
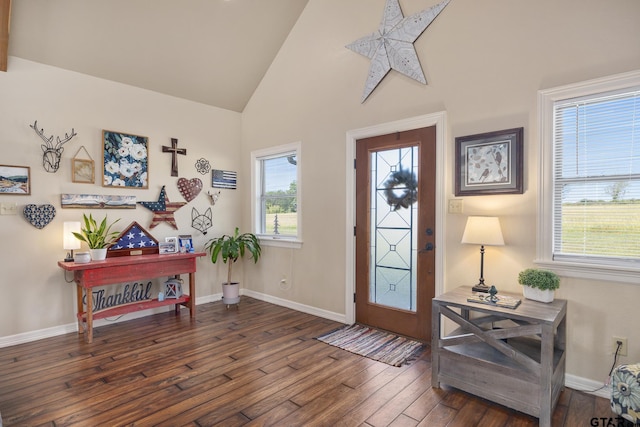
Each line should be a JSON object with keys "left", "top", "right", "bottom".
{"left": 258, "top": 236, "right": 303, "bottom": 249}
{"left": 534, "top": 259, "right": 640, "bottom": 285}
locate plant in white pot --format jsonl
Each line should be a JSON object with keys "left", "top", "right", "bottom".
{"left": 205, "top": 227, "right": 261, "bottom": 307}
{"left": 72, "top": 213, "right": 121, "bottom": 261}
{"left": 517, "top": 268, "right": 560, "bottom": 303}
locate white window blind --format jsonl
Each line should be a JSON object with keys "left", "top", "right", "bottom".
{"left": 552, "top": 89, "right": 640, "bottom": 266}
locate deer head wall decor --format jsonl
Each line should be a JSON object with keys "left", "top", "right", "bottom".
{"left": 30, "top": 120, "right": 77, "bottom": 173}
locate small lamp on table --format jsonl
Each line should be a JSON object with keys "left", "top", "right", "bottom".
{"left": 461, "top": 216, "right": 504, "bottom": 293}
{"left": 63, "top": 221, "right": 81, "bottom": 262}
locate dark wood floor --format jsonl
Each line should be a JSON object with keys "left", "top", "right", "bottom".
{"left": 0, "top": 297, "right": 613, "bottom": 426}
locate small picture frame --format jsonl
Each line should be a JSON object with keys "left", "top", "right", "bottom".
{"left": 165, "top": 237, "right": 179, "bottom": 253}
{"left": 0, "top": 165, "right": 31, "bottom": 195}
{"left": 159, "top": 242, "right": 176, "bottom": 254}
{"left": 102, "top": 130, "right": 149, "bottom": 189}
{"left": 72, "top": 159, "right": 95, "bottom": 183}
{"left": 455, "top": 127, "right": 523, "bottom": 196}
{"left": 178, "top": 235, "right": 193, "bottom": 253}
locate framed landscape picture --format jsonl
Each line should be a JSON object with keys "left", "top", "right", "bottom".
{"left": 0, "top": 165, "right": 31, "bottom": 195}
{"left": 102, "top": 130, "right": 149, "bottom": 189}
{"left": 455, "top": 127, "right": 523, "bottom": 196}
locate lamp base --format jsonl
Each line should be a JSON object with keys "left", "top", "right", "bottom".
{"left": 472, "top": 283, "right": 490, "bottom": 293}
{"left": 63, "top": 251, "right": 74, "bottom": 262}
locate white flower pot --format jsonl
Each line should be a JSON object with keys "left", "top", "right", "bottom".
{"left": 74, "top": 252, "right": 91, "bottom": 263}
{"left": 222, "top": 282, "right": 240, "bottom": 305}
{"left": 89, "top": 248, "right": 107, "bottom": 261}
{"left": 522, "top": 285, "right": 555, "bottom": 303}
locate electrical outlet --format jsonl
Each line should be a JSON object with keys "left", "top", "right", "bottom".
{"left": 612, "top": 336, "right": 628, "bottom": 356}
{"left": 279, "top": 275, "right": 289, "bottom": 290}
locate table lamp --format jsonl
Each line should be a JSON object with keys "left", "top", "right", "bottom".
{"left": 63, "top": 221, "right": 82, "bottom": 262}
{"left": 461, "top": 216, "right": 504, "bottom": 292}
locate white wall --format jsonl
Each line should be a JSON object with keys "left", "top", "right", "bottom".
{"left": 241, "top": 0, "right": 640, "bottom": 388}
{"left": 0, "top": 57, "right": 242, "bottom": 338}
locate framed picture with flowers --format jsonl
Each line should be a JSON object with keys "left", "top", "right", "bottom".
{"left": 102, "top": 130, "right": 149, "bottom": 189}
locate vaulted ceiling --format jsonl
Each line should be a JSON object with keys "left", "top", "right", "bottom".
{"left": 5, "top": 0, "right": 309, "bottom": 112}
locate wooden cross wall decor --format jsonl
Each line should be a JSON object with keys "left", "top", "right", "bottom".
{"left": 162, "top": 138, "right": 187, "bottom": 177}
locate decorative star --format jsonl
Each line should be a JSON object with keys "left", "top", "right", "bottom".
{"left": 138, "top": 186, "right": 186, "bottom": 229}
{"left": 346, "top": 0, "right": 451, "bottom": 102}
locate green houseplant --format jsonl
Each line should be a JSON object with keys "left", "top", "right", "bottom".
{"left": 517, "top": 268, "right": 560, "bottom": 303}
{"left": 72, "top": 214, "right": 121, "bottom": 260}
{"left": 205, "top": 227, "right": 261, "bottom": 305}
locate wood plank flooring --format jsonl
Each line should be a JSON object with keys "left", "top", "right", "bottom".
{"left": 0, "top": 297, "right": 615, "bottom": 426}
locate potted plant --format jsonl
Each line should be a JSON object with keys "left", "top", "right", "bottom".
{"left": 517, "top": 268, "right": 560, "bottom": 303}
{"left": 72, "top": 213, "right": 121, "bottom": 261}
{"left": 205, "top": 227, "right": 261, "bottom": 306}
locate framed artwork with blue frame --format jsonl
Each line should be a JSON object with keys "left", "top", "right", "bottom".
{"left": 178, "top": 235, "right": 193, "bottom": 253}
{"left": 102, "top": 130, "right": 149, "bottom": 189}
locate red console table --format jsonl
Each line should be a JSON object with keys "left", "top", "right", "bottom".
{"left": 58, "top": 252, "right": 205, "bottom": 343}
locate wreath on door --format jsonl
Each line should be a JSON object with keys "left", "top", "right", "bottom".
{"left": 383, "top": 169, "right": 418, "bottom": 211}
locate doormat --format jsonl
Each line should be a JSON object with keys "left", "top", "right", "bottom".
{"left": 315, "top": 324, "right": 425, "bottom": 367}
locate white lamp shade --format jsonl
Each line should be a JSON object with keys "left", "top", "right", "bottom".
{"left": 461, "top": 216, "right": 504, "bottom": 246}
{"left": 63, "top": 221, "right": 82, "bottom": 250}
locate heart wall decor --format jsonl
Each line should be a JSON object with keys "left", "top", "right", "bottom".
{"left": 24, "top": 204, "right": 56, "bottom": 229}
{"left": 177, "top": 178, "right": 203, "bottom": 202}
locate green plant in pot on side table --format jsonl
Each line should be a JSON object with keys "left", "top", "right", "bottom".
{"left": 72, "top": 213, "right": 121, "bottom": 261}
{"left": 518, "top": 268, "right": 560, "bottom": 303}
{"left": 205, "top": 227, "right": 261, "bottom": 308}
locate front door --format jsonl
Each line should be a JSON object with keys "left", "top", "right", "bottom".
{"left": 355, "top": 126, "right": 436, "bottom": 342}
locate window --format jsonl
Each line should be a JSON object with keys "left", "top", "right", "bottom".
{"left": 538, "top": 70, "right": 640, "bottom": 282}
{"left": 251, "top": 142, "right": 302, "bottom": 248}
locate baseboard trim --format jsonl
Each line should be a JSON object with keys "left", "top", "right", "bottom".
{"left": 0, "top": 323, "right": 78, "bottom": 347}
{"left": 0, "top": 292, "right": 612, "bottom": 404}
{"left": 0, "top": 295, "right": 221, "bottom": 348}
{"left": 565, "top": 373, "right": 611, "bottom": 399}
{"left": 0, "top": 291, "right": 342, "bottom": 347}
{"left": 240, "top": 289, "right": 347, "bottom": 324}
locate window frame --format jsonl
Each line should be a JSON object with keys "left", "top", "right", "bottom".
{"left": 536, "top": 70, "right": 640, "bottom": 283}
{"left": 251, "top": 142, "right": 302, "bottom": 249}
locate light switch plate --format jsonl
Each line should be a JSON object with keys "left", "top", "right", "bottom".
{"left": 448, "top": 199, "right": 463, "bottom": 214}
{"left": 0, "top": 202, "right": 18, "bottom": 215}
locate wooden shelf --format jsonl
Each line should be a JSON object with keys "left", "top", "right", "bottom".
{"left": 77, "top": 295, "right": 191, "bottom": 321}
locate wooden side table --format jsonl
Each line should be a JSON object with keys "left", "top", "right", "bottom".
{"left": 58, "top": 252, "right": 205, "bottom": 343}
{"left": 431, "top": 286, "right": 567, "bottom": 427}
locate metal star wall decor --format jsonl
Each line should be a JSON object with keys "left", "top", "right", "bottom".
{"left": 346, "top": 0, "right": 451, "bottom": 102}
{"left": 138, "top": 185, "right": 186, "bottom": 229}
